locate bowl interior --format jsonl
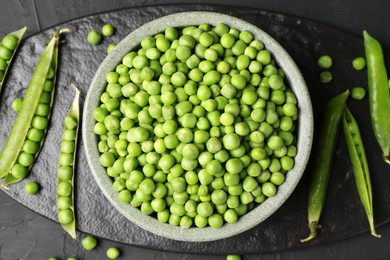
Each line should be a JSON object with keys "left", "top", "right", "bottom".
{"left": 83, "top": 11, "right": 313, "bottom": 242}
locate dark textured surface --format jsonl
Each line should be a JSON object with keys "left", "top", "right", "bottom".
{"left": 1, "top": 1, "right": 390, "bottom": 259}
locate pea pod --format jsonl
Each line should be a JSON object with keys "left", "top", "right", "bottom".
{"left": 343, "top": 107, "right": 380, "bottom": 238}
{"left": 363, "top": 31, "right": 390, "bottom": 164}
{"left": 0, "top": 26, "right": 27, "bottom": 93}
{"left": 57, "top": 84, "right": 80, "bottom": 240}
{"left": 301, "top": 90, "right": 349, "bottom": 243}
{"left": 0, "top": 29, "right": 68, "bottom": 186}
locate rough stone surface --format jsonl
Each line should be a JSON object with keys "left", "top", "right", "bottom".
{"left": 0, "top": 4, "right": 390, "bottom": 255}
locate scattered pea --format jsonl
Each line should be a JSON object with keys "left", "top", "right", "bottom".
{"left": 25, "top": 181, "right": 39, "bottom": 195}
{"left": 107, "top": 43, "right": 116, "bottom": 54}
{"left": 351, "top": 87, "right": 366, "bottom": 100}
{"left": 320, "top": 70, "right": 333, "bottom": 84}
{"left": 87, "top": 30, "right": 102, "bottom": 45}
{"left": 317, "top": 55, "right": 332, "bottom": 69}
{"left": 352, "top": 56, "right": 366, "bottom": 70}
{"left": 106, "top": 247, "right": 121, "bottom": 259}
{"left": 11, "top": 98, "right": 23, "bottom": 112}
{"left": 102, "top": 23, "right": 115, "bottom": 36}
{"left": 82, "top": 235, "right": 98, "bottom": 251}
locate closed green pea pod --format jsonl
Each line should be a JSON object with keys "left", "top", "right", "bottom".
{"left": 301, "top": 90, "right": 349, "bottom": 242}
{"left": 363, "top": 31, "right": 390, "bottom": 163}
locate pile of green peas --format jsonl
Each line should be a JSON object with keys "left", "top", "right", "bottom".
{"left": 9, "top": 65, "right": 56, "bottom": 180}
{"left": 57, "top": 115, "right": 78, "bottom": 225}
{"left": 0, "top": 35, "right": 19, "bottom": 82}
{"left": 93, "top": 23, "right": 299, "bottom": 228}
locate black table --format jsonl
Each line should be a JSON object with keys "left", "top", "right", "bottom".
{"left": 1, "top": 1, "right": 390, "bottom": 259}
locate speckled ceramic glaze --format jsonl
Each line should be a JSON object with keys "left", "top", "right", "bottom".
{"left": 83, "top": 11, "right": 313, "bottom": 242}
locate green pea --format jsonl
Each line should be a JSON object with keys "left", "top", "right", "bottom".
{"left": 87, "top": 30, "right": 102, "bottom": 45}
{"left": 262, "top": 182, "right": 277, "bottom": 197}
{"left": 106, "top": 247, "right": 121, "bottom": 259}
{"left": 351, "top": 87, "right": 366, "bottom": 100}
{"left": 18, "top": 152, "right": 34, "bottom": 167}
{"left": 58, "top": 209, "right": 74, "bottom": 224}
{"left": 81, "top": 235, "right": 98, "bottom": 251}
{"left": 102, "top": 23, "right": 115, "bottom": 36}
{"left": 2, "top": 35, "right": 18, "bottom": 50}
{"left": 57, "top": 196, "right": 72, "bottom": 209}
{"left": 22, "top": 140, "right": 40, "bottom": 155}
{"left": 352, "top": 56, "right": 366, "bottom": 70}
{"left": 0, "top": 46, "right": 12, "bottom": 60}
{"left": 25, "top": 181, "right": 39, "bottom": 195}
{"left": 317, "top": 55, "right": 333, "bottom": 69}
{"left": 226, "top": 255, "right": 242, "bottom": 260}
{"left": 320, "top": 70, "right": 333, "bottom": 84}
{"left": 11, "top": 98, "right": 23, "bottom": 112}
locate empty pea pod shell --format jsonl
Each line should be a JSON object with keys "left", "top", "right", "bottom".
{"left": 0, "top": 26, "right": 27, "bottom": 94}
{"left": 343, "top": 107, "right": 380, "bottom": 238}
{"left": 0, "top": 28, "right": 67, "bottom": 186}
{"left": 57, "top": 84, "right": 80, "bottom": 240}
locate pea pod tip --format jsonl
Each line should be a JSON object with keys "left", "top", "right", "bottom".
{"left": 301, "top": 221, "right": 319, "bottom": 243}
{"left": 383, "top": 154, "right": 390, "bottom": 164}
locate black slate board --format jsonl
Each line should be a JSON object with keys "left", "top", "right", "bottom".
{"left": 1, "top": 4, "right": 390, "bottom": 255}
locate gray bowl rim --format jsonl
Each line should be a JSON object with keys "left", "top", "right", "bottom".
{"left": 83, "top": 11, "right": 314, "bottom": 242}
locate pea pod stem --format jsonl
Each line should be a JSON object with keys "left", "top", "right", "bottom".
{"left": 363, "top": 31, "right": 390, "bottom": 164}
{"left": 301, "top": 90, "right": 349, "bottom": 243}
{"left": 0, "top": 26, "right": 27, "bottom": 94}
{"left": 343, "top": 107, "right": 380, "bottom": 238}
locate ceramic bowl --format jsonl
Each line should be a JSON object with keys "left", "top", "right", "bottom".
{"left": 83, "top": 11, "right": 313, "bottom": 242}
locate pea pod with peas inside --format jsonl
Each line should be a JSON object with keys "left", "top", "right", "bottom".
{"left": 301, "top": 90, "right": 349, "bottom": 242}
{"left": 0, "top": 28, "right": 68, "bottom": 186}
{"left": 343, "top": 107, "right": 380, "bottom": 238}
{"left": 363, "top": 31, "right": 390, "bottom": 164}
{"left": 57, "top": 84, "right": 80, "bottom": 240}
{"left": 0, "top": 26, "right": 27, "bottom": 94}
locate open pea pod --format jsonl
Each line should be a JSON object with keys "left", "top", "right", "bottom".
{"left": 0, "top": 26, "right": 27, "bottom": 94}
{"left": 57, "top": 84, "right": 80, "bottom": 240}
{"left": 343, "top": 107, "right": 380, "bottom": 238}
{"left": 0, "top": 28, "right": 68, "bottom": 186}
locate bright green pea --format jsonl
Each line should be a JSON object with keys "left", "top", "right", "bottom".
{"left": 320, "top": 70, "right": 333, "bottom": 83}
{"left": 25, "top": 181, "right": 39, "bottom": 194}
{"left": 58, "top": 209, "right": 74, "bottom": 224}
{"left": 317, "top": 55, "right": 332, "bottom": 69}
{"left": 87, "top": 30, "right": 102, "bottom": 45}
{"left": 106, "top": 247, "right": 121, "bottom": 259}
{"left": 352, "top": 56, "right": 366, "bottom": 70}
{"left": 262, "top": 182, "right": 277, "bottom": 197}
{"left": 351, "top": 87, "right": 366, "bottom": 100}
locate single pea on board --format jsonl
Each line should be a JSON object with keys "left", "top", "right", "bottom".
{"left": 87, "top": 30, "right": 102, "bottom": 45}
{"left": 317, "top": 55, "right": 333, "bottom": 69}
{"left": 352, "top": 56, "right": 366, "bottom": 70}
{"left": 106, "top": 247, "right": 121, "bottom": 259}
{"left": 351, "top": 87, "right": 366, "bottom": 100}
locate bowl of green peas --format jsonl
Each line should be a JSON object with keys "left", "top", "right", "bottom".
{"left": 83, "top": 11, "right": 313, "bottom": 242}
